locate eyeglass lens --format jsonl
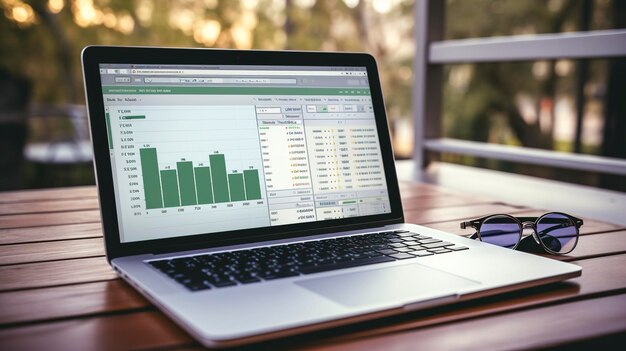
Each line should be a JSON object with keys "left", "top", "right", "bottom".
{"left": 536, "top": 213, "right": 578, "bottom": 254}
{"left": 479, "top": 215, "right": 521, "bottom": 249}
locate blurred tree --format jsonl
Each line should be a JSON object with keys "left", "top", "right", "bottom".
{"left": 0, "top": 0, "right": 622, "bottom": 190}
{"left": 444, "top": 0, "right": 582, "bottom": 150}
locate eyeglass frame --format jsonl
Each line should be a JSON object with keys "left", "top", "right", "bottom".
{"left": 460, "top": 212, "right": 583, "bottom": 255}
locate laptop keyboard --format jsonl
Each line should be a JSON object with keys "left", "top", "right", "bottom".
{"left": 148, "top": 230, "right": 469, "bottom": 291}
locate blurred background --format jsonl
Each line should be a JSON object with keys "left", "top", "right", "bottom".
{"left": 1, "top": 0, "right": 624, "bottom": 191}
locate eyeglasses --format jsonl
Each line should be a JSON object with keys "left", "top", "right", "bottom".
{"left": 460, "top": 212, "right": 583, "bottom": 255}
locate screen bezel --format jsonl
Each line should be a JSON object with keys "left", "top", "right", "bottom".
{"left": 82, "top": 46, "right": 404, "bottom": 261}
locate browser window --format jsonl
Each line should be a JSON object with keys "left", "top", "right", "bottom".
{"left": 99, "top": 64, "right": 390, "bottom": 242}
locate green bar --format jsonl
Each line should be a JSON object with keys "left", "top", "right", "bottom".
{"left": 122, "top": 115, "right": 146, "bottom": 120}
{"left": 176, "top": 161, "right": 197, "bottom": 206}
{"left": 210, "top": 154, "right": 230, "bottom": 203}
{"left": 105, "top": 113, "right": 113, "bottom": 149}
{"left": 139, "top": 148, "right": 162, "bottom": 209}
{"left": 103, "top": 86, "right": 371, "bottom": 96}
{"left": 228, "top": 173, "right": 245, "bottom": 202}
{"left": 160, "top": 169, "right": 180, "bottom": 208}
{"left": 243, "top": 169, "right": 262, "bottom": 200}
{"left": 194, "top": 166, "right": 213, "bottom": 204}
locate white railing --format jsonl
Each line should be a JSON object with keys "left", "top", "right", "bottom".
{"left": 412, "top": 0, "right": 626, "bottom": 177}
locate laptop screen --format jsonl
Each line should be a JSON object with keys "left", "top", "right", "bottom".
{"left": 98, "top": 64, "right": 391, "bottom": 243}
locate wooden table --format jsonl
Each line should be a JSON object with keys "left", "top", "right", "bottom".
{"left": 1, "top": 183, "right": 625, "bottom": 350}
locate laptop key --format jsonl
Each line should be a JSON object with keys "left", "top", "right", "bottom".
{"left": 419, "top": 238, "right": 442, "bottom": 244}
{"left": 388, "top": 253, "right": 415, "bottom": 260}
{"left": 427, "top": 247, "right": 449, "bottom": 252}
{"left": 410, "top": 251, "right": 434, "bottom": 257}
{"left": 408, "top": 245, "right": 426, "bottom": 251}
{"left": 377, "top": 249, "right": 398, "bottom": 255}
{"left": 233, "top": 273, "right": 262, "bottom": 284}
{"left": 396, "top": 232, "right": 414, "bottom": 237}
{"left": 389, "top": 243, "right": 406, "bottom": 248}
{"left": 259, "top": 269, "right": 299, "bottom": 280}
{"left": 211, "top": 280, "right": 238, "bottom": 288}
{"left": 206, "top": 275, "right": 237, "bottom": 287}
{"left": 299, "top": 255, "right": 395, "bottom": 274}
{"left": 448, "top": 245, "right": 469, "bottom": 251}
{"left": 186, "top": 282, "right": 212, "bottom": 291}
{"left": 422, "top": 241, "right": 454, "bottom": 249}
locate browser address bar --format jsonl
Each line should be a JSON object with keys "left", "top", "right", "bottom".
{"left": 144, "top": 77, "right": 297, "bottom": 84}
{"left": 130, "top": 69, "right": 365, "bottom": 76}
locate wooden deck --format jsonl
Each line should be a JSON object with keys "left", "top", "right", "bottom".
{"left": 1, "top": 183, "right": 625, "bottom": 350}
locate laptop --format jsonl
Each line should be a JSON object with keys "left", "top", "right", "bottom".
{"left": 82, "top": 46, "right": 581, "bottom": 348}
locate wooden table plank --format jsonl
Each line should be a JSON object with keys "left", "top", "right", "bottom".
{"left": 397, "top": 183, "right": 452, "bottom": 197}
{"left": 0, "top": 186, "right": 97, "bottom": 204}
{"left": 299, "top": 294, "right": 626, "bottom": 351}
{"left": 0, "top": 257, "right": 116, "bottom": 292}
{"left": 0, "top": 222, "right": 103, "bottom": 245}
{"left": 0, "top": 184, "right": 622, "bottom": 350}
{"left": 510, "top": 209, "right": 624, "bottom": 234}
{"left": 0, "top": 311, "right": 192, "bottom": 351}
{"left": 1, "top": 252, "right": 624, "bottom": 330}
{"left": 424, "top": 214, "right": 625, "bottom": 237}
{"left": 2, "top": 258, "right": 624, "bottom": 350}
{"left": 2, "top": 209, "right": 610, "bottom": 248}
{"left": 0, "top": 206, "right": 614, "bottom": 247}
{"left": 404, "top": 203, "right": 527, "bottom": 224}
{"left": 0, "top": 280, "right": 149, "bottom": 326}
{"left": 401, "top": 194, "right": 494, "bottom": 211}
{"left": 0, "top": 198, "right": 100, "bottom": 216}
{"left": 1, "top": 227, "right": 624, "bottom": 267}
{"left": 286, "top": 254, "right": 626, "bottom": 347}
{"left": 555, "top": 230, "right": 626, "bottom": 262}
{"left": 0, "top": 238, "right": 105, "bottom": 266}
{"left": 0, "top": 210, "right": 101, "bottom": 229}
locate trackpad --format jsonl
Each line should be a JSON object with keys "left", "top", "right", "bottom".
{"left": 296, "top": 263, "right": 479, "bottom": 307}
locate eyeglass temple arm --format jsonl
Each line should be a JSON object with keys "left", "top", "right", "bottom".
{"left": 460, "top": 221, "right": 480, "bottom": 239}
{"left": 460, "top": 221, "right": 478, "bottom": 229}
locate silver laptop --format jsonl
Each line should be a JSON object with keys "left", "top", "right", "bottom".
{"left": 82, "top": 46, "right": 581, "bottom": 348}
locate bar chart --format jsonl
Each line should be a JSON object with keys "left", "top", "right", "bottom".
{"left": 140, "top": 147, "right": 263, "bottom": 209}
{"left": 107, "top": 105, "right": 269, "bottom": 236}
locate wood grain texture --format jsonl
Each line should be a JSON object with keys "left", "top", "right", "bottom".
{"left": 0, "top": 311, "right": 192, "bottom": 351}
{"left": 1, "top": 253, "right": 624, "bottom": 331}
{"left": 297, "top": 294, "right": 626, "bottom": 351}
{"left": 0, "top": 238, "right": 105, "bottom": 266}
{"left": 0, "top": 210, "right": 101, "bottom": 229}
{"left": 397, "top": 183, "right": 451, "bottom": 197}
{"left": 0, "top": 184, "right": 623, "bottom": 351}
{"left": 511, "top": 209, "right": 623, "bottom": 234}
{"left": 404, "top": 203, "right": 527, "bottom": 224}
{"left": 0, "top": 186, "right": 97, "bottom": 204}
{"left": 555, "top": 230, "right": 626, "bottom": 262}
{"left": 1, "top": 258, "right": 624, "bottom": 350}
{"left": 1, "top": 228, "right": 623, "bottom": 270}
{"left": 0, "top": 222, "right": 103, "bottom": 245}
{"left": 401, "top": 194, "right": 493, "bottom": 211}
{"left": 0, "top": 198, "right": 100, "bottom": 216}
{"left": 424, "top": 214, "right": 625, "bottom": 237}
{"left": 0, "top": 257, "right": 117, "bottom": 292}
{"left": 284, "top": 253, "right": 626, "bottom": 347}
{"left": 0, "top": 280, "right": 148, "bottom": 326}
